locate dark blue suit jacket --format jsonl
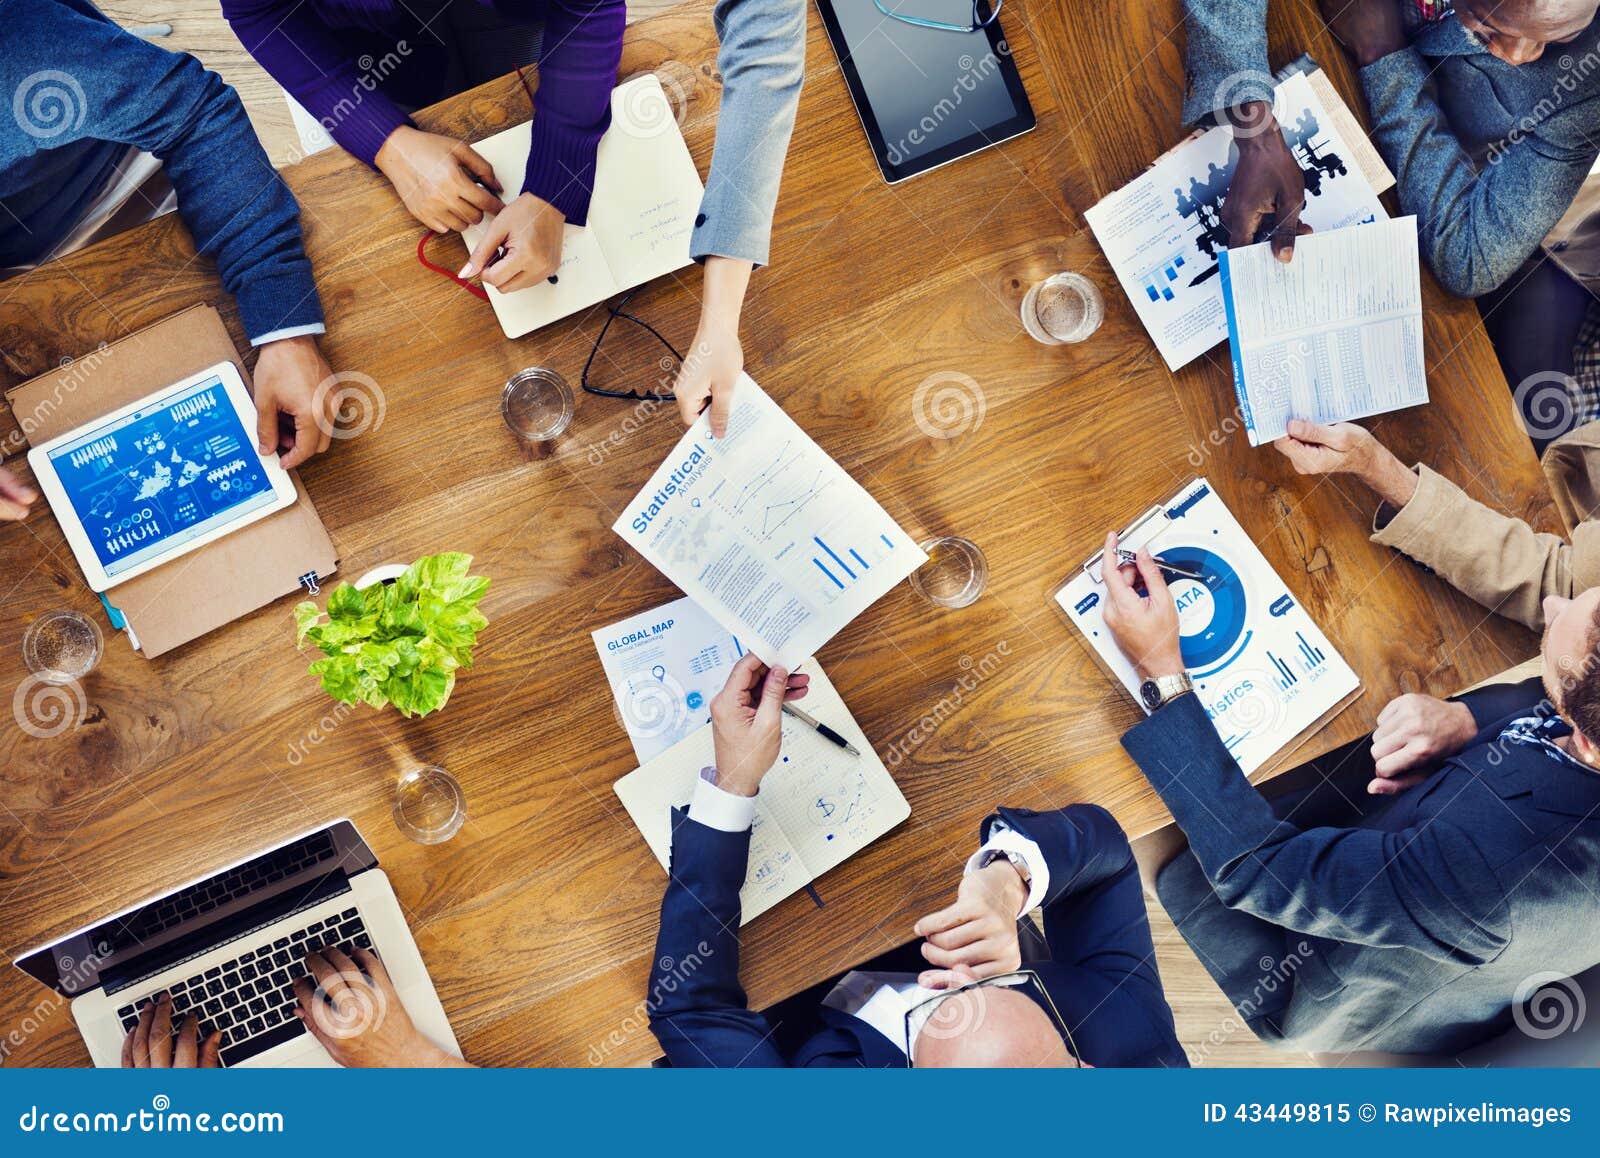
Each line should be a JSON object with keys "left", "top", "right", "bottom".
{"left": 1129, "top": 685, "right": 1600, "bottom": 1054}
{"left": 647, "top": 803, "right": 1188, "bottom": 1067}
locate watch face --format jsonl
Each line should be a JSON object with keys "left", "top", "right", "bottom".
{"left": 1139, "top": 679, "right": 1162, "bottom": 710}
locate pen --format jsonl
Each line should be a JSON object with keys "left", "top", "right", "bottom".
{"left": 1115, "top": 548, "right": 1204, "bottom": 583}
{"left": 782, "top": 702, "right": 861, "bottom": 757}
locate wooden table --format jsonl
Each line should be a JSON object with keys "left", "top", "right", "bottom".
{"left": 0, "top": 0, "right": 1558, "bottom": 1066}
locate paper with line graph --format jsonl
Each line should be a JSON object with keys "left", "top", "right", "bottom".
{"left": 614, "top": 661, "right": 910, "bottom": 923}
{"left": 614, "top": 375, "right": 926, "bottom": 669}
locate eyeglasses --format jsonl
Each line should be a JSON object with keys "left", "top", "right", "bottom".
{"left": 871, "top": 0, "right": 1002, "bottom": 34}
{"left": 580, "top": 289, "right": 682, "bottom": 402}
{"left": 902, "top": 970, "right": 1081, "bottom": 1067}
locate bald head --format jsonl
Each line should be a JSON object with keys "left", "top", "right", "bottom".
{"left": 911, "top": 987, "right": 1076, "bottom": 1068}
{"left": 1455, "top": 0, "right": 1598, "bottom": 65}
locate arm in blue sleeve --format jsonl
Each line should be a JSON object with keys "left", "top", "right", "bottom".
{"left": 1360, "top": 46, "right": 1597, "bottom": 297}
{"left": 1181, "top": 0, "right": 1273, "bottom": 126}
{"left": 8, "top": 0, "right": 323, "bottom": 339}
{"left": 1121, "top": 693, "right": 1510, "bottom": 964}
{"left": 689, "top": 0, "right": 807, "bottom": 266}
{"left": 647, "top": 809, "right": 785, "bottom": 1067}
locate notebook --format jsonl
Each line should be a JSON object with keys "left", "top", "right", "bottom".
{"left": 460, "top": 73, "right": 705, "bottom": 338}
{"left": 1053, "top": 477, "right": 1360, "bottom": 775}
{"left": 614, "top": 661, "right": 911, "bottom": 923}
{"left": 1219, "top": 216, "right": 1427, "bottom": 445}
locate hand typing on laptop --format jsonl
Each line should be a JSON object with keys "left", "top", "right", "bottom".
{"left": 120, "top": 949, "right": 470, "bottom": 1069}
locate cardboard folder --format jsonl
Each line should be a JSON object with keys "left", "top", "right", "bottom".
{"left": 4, "top": 305, "right": 337, "bottom": 658}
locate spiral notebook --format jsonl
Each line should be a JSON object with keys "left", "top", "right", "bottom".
{"left": 613, "top": 662, "right": 910, "bottom": 923}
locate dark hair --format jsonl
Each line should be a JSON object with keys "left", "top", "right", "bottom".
{"left": 1560, "top": 606, "right": 1600, "bottom": 743}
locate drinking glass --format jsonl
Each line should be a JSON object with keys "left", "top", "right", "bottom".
{"left": 1020, "top": 272, "right": 1104, "bottom": 345}
{"left": 501, "top": 367, "right": 575, "bottom": 443}
{"left": 909, "top": 537, "right": 989, "bottom": 608}
{"left": 393, "top": 765, "right": 466, "bottom": 844}
{"left": 22, "top": 610, "right": 103, "bottom": 684}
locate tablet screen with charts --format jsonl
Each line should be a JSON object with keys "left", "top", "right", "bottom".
{"left": 814, "top": 0, "right": 1035, "bottom": 183}
{"left": 27, "top": 361, "right": 296, "bottom": 592}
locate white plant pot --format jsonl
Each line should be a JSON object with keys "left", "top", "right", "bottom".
{"left": 354, "top": 563, "right": 408, "bottom": 590}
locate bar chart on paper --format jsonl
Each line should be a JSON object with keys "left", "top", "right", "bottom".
{"left": 1266, "top": 632, "right": 1328, "bottom": 691}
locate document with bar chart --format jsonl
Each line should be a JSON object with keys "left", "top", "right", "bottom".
{"left": 1054, "top": 478, "right": 1360, "bottom": 774}
{"left": 614, "top": 375, "right": 927, "bottom": 669}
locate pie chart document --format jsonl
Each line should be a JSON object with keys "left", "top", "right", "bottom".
{"left": 1055, "top": 477, "right": 1360, "bottom": 775}
{"left": 614, "top": 375, "right": 928, "bottom": 670}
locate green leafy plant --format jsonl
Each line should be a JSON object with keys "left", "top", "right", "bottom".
{"left": 294, "top": 552, "right": 490, "bottom": 718}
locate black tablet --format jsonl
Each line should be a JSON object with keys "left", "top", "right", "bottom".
{"left": 814, "top": 0, "right": 1035, "bottom": 184}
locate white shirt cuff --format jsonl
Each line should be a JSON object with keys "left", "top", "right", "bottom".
{"left": 964, "top": 825, "right": 1050, "bottom": 918}
{"left": 687, "top": 768, "right": 758, "bottom": 833}
{"left": 251, "top": 323, "right": 326, "bottom": 346}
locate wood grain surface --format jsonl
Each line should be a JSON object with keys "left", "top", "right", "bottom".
{"left": 0, "top": 0, "right": 1555, "bottom": 1067}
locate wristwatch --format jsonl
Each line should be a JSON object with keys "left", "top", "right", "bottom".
{"left": 976, "top": 847, "right": 1033, "bottom": 889}
{"left": 1139, "top": 671, "right": 1193, "bottom": 711}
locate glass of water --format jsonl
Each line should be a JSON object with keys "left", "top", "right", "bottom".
{"left": 501, "top": 367, "right": 575, "bottom": 443}
{"left": 910, "top": 537, "right": 989, "bottom": 608}
{"left": 1020, "top": 272, "right": 1104, "bottom": 345}
{"left": 393, "top": 765, "right": 466, "bottom": 844}
{"left": 22, "top": 610, "right": 103, "bottom": 684}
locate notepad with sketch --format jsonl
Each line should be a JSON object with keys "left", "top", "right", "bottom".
{"left": 614, "top": 662, "right": 910, "bottom": 923}
{"left": 460, "top": 73, "right": 704, "bottom": 338}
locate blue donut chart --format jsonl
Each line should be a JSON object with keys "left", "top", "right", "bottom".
{"left": 1157, "top": 546, "right": 1248, "bottom": 670}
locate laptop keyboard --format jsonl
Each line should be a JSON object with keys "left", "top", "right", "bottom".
{"left": 117, "top": 907, "right": 373, "bottom": 1067}
{"left": 126, "top": 832, "right": 335, "bottom": 942}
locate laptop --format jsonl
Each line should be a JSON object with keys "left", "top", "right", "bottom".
{"left": 13, "top": 820, "right": 460, "bottom": 1067}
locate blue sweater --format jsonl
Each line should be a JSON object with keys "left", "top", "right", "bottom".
{"left": 1, "top": 0, "right": 324, "bottom": 342}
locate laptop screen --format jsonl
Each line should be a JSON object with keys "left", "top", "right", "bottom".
{"left": 13, "top": 821, "right": 377, "bottom": 997}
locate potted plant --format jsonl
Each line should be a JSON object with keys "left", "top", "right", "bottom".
{"left": 294, "top": 552, "right": 490, "bottom": 718}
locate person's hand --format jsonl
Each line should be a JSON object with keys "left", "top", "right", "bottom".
{"left": 459, "top": 193, "right": 565, "bottom": 293}
{"left": 673, "top": 256, "right": 753, "bottom": 438}
{"left": 1273, "top": 419, "right": 1419, "bottom": 507}
{"left": 1099, "top": 532, "right": 1184, "bottom": 680}
{"left": 253, "top": 335, "right": 338, "bottom": 470}
{"left": 1223, "top": 107, "right": 1309, "bottom": 263}
{"left": 1318, "top": 0, "right": 1407, "bottom": 68}
{"left": 120, "top": 993, "right": 220, "bottom": 1068}
{"left": 1367, "top": 693, "right": 1477, "bottom": 795}
{"left": 0, "top": 464, "right": 37, "bottom": 521}
{"left": 913, "top": 860, "right": 1028, "bottom": 986}
{"left": 708, "top": 652, "right": 810, "bottom": 797}
{"left": 293, "top": 947, "right": 463, "bottom": 1068}
{"left": 374, "top": 125, "right": 504, "bottom": 233}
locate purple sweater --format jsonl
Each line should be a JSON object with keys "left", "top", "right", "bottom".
{"left": 222, "top": 0, "right": 624, "bottom": 223}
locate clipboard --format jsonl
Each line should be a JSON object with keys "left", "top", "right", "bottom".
{"left": 1050, "top": 477, "right": 1363, "bottom": 780}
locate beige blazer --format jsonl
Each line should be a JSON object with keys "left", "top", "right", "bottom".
{"left": 1546, "top": 175, "right": 1600, "bottom": 293}
{"left": 1372, "top": 421, "right": 1600, "bottom": 632}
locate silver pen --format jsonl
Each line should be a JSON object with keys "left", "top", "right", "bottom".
{"left": 782, "top": 702, "right": 861, "bottom": 757}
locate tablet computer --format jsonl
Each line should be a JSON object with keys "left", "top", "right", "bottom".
{"left": 27, "top": 361, "right": 297, "bottom": 592}
{"left": 814, "top": 0, "right": 1035, "bottom": 184}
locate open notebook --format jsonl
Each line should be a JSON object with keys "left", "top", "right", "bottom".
{"left": 461, "top": 73, "right": 704, "bottom": 338}
{"left": 614, "top": 662, "right": 911, "bottom": 923}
